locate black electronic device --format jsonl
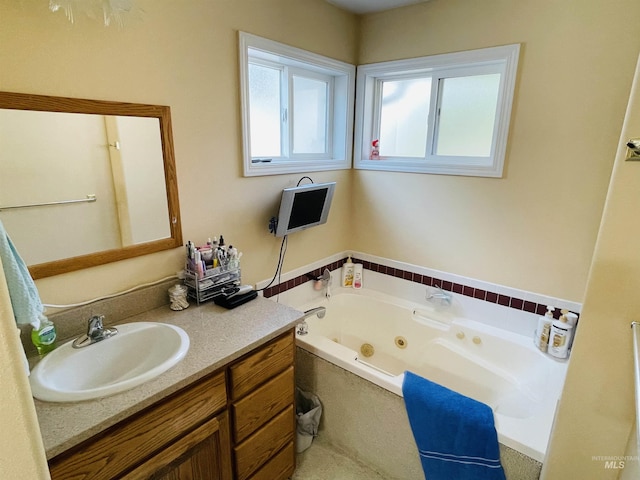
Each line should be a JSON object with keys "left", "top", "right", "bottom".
{"left": 214, "top": 289, "right": 257, "bottom": 309}
{"left": 272, "top": 182, "right": 336, "bottom": 237}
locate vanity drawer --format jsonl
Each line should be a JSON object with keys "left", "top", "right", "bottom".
{"left": 234, "top": 405, "right": 295, "bottom": 480}
{"left": 49, "top": 371, "right": 227, "bottom": 480}
{"left": 247, "top": 441, "right": 295, "bottom": 480}
{"left": 232, "top": 366, "right": 294, "bottom": 443}
{"left": 229, "top": 331, "right": 294, "bottom": 400}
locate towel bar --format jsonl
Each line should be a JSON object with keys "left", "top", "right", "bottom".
{"left": 0, "top": 194, "right": 96, "bottom": 211}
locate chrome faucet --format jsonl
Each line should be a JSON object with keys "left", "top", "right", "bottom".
{"left": 296, "top": 307, "right": 327, "bottom": 336}
{"left": 318, "top": 268, "right": 332, "bottom": 299}
{"left": 72, "top": 315, "right": 118, "bottom": 348}
{"left": 426, "top": 285, "right": 452, "bottom": 306}
{"left": 319, "top": 269, "right": 331, "bottom": 286}
{"left": 303, "top": 307, "right": 327, "bottom": 319}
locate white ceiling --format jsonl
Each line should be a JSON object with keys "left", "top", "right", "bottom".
{"left": 325, "top": 0, "right": 429, "bottom": 15}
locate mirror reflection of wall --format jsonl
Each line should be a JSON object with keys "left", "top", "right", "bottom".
{"left": 104, "top": 115, "right": 170, "bottom": 245}
{"left": 0, "top": 109, "right": 170, "bottom": 266}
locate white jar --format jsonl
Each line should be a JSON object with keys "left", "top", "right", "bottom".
{"left": 169, "top": 284, "right": 189, "bottom": 311}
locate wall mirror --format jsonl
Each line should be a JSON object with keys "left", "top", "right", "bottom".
{"left": 0, "top": 92, "right": 182, "bottom": 279}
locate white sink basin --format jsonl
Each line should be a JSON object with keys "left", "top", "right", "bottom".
{"left": 30, "top": 322, "right": 190, "bottom": 403}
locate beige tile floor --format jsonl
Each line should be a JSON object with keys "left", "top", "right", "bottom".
{"left": 291, "top": 437, "right": 392, "bottom": 480}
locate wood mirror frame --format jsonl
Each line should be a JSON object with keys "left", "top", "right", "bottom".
{"left": 0, "top": 91, "right": 182, "bottom": 279}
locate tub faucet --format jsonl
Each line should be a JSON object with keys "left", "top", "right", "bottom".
{"left": 72, "top": 315, "right": 118, "bottom": 348}
{"left": 297, "top": 307, "right": 327, "bottom": 336}
{"left": 319, "top": 269, "right": 331, "bottom": 286}
{"left": 304, "top": 306, "right": 327, "bottom": 319}
{"left": 320, "top": 268, "right": 332, "bottom": 299}
{"left": 426, "top": 285, "right": 452, "bottom": 306}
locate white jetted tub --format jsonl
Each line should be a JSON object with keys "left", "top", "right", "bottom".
{"left": 295, "top": 289, "right": 567, "bottom": 462}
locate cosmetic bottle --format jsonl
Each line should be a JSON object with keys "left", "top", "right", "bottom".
{"left": 565, "top": 311, "right": 578, "bottom": 350}
{"left": 353, "top": 263, "right": 363, "bottom": 289}
{"left": 549, "top": 311, "right": 574, "bottom": 359}
{"left": 534, "top": 306, "right": 554, "bottom": 353}
{"left": 342, "top": 256, "right": 354, "bottom": 288}
{"left": 31, "top": 315, "right": 57, "bottom": 355}
{"left": 195, "top": 250, "right": 204, "bottom": 278}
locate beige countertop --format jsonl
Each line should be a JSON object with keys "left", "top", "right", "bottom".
{"left": 33, "top": 296, "right": 303, "bottom": 459}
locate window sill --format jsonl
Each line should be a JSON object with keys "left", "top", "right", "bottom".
{"left": 354, "top": 158, "right": 503, "bottom": 178}
{"left": 244, "top": 158, "right": 351, "bottom": 177}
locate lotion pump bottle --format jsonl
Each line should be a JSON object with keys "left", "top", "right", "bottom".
{"left": 534, "top": 306, "right": 554, "bottom": 353}
{"left": 549, "top": 310, "right": 574, "bottom": 359}
{"left": 342, "top": 256, "right": 354, "bottom": 288}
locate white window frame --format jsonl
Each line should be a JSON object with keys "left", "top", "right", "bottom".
{"left": 354, "top": 44, "right": 520, "bottom": 177}
{"left": 239, "top": 32, "right": 355, "bottom": 177}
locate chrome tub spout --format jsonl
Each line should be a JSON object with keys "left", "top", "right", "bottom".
{"left": 303, "top": 306, "right": 326, "bottom": 319}
{"left": 297, "top": 307, "right": 327, "bottom": 335}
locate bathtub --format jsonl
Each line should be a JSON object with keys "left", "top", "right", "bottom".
{"left": 295, "top": 288, "right": 568, "bottom": 463}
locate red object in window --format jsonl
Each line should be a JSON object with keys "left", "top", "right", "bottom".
{"left": 370, "top": 139, "right": 380, "bottom": 160}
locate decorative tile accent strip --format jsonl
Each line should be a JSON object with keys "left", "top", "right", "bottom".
{"left": 263, "top": 257, "right": 579, "bottom": 319}
{"left": 262, "top": 259, "right": 344, "bottom": 299}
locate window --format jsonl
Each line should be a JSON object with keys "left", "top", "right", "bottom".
{"left": 354, "top": 44, "right": 520, "bottom": 177}
{"left": 239, "top": 32, "right": 355, "bottom": 177}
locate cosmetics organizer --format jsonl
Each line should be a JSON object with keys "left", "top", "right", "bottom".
{"left": 184, "top": 265, "right": 241, "bottom": 305}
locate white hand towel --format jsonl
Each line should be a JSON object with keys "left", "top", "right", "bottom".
{"left": 0, "top": 220, "right": 44, "bottom": 326}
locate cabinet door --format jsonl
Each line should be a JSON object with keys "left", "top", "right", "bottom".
{"left": 49, "top": 371, "right": 227, "bottom": 480}
{"left": 122, "top": 411, "right": 232, "bottom": 480}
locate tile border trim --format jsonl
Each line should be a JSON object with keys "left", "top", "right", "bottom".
{"left": 263, "top": 256, "right": 579, "bottom": 319}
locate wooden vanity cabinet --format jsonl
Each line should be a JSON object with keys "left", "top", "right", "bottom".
{"left": 48, "top": 371, "right": 232, "bottom": 480}
{"left": 122, "top": 414, "right": 232, "bottom": 479}
{"left": 47, "top": 330, "right": 296, "bottom": 480}
{"left": 229, "top": 330, "right": 296, "bottom": 480}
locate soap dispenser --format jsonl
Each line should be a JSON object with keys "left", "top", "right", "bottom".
{"left": 548, "top": 310, "right": 574, "bottom": 359}
{"left": 342, "top": 256, "right": 354, "bottom": 288}
{"left": 31, "top": 314, "right": 57, "bottom": 355}
{"left": 534, "top": 306, "right": 554, "bottom": 353}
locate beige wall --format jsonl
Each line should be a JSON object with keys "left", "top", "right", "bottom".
{"left": 0, "top": 0, "right": 357, "bottom": 305}
{"left": 3, "top": 0, "right": 640, "bottom": 476}
{"left": 542, "top": 55, "right": 640, "bottom": 480}
{"left": 358, "top": 0, "right": 640, "bottom": 302}
{"left": 0, "top": 0, "right": 357, "bottom": 473}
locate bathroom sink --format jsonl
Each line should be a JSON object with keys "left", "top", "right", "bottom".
{"left": 29, "top": 322, "right": 190, "bottom": 403}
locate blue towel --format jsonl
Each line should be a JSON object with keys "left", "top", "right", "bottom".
{"left": 402, "top": 370, "right": 506, "bottom": 480}
{"left": 0, "top": 220, "right": 44, "bottom": 326}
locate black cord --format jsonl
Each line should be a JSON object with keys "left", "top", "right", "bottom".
{"left": 257, "top": 234, "right": 288, "bottom": 292}
{"left": 259, "top": 176, "right": 311, "bottom": 294}
{"left": 276, "top": 235, "right": 287, "bottom": 296}
{"left": 296, "top": 176, "right": 314, "bottom": 186}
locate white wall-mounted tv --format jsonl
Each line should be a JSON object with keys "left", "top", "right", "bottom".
{"left": 274, "top": 182, "right": 336, "bottom": 237}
